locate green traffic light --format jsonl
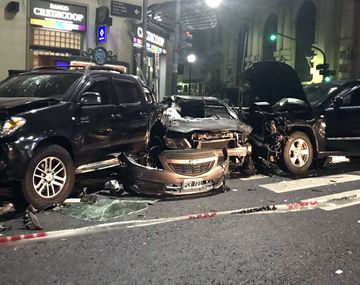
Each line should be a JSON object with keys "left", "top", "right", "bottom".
{"left": 324, "top": 76, "right": 332, "bottom": 83}
{"left": 269, "top": 34, "right": 277, "bottom": 41}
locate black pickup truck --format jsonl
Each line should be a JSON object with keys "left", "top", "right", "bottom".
{"left": 0, "top": 66, "right": 160, "bottom": 208}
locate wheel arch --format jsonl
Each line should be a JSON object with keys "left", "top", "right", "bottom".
{"left": 288, "top": 126, "right": 318, "bottom": 157}
{"left": 33, "top": 136, "right": 75, "bottom": 161}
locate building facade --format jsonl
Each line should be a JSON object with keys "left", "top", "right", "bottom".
{"left": 0, "top": 0, "right": 172, "bottom": 100}
{"left": 186, "top": 0, "right": 360, "bottom": 100}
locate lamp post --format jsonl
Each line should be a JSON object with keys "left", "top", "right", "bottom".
{"left": 187, "top": 54, "right": 196, "bottom": 95}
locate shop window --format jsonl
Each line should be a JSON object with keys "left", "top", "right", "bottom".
{"left": 31, "top": 27, "right": 81, "bottom": 67}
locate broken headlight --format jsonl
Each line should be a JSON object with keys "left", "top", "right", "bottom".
{"left": 163, "top": 136, "right": 192, "bottom": 149}
{"left": 0, "top": 117, "right": 26, "bottom": 137}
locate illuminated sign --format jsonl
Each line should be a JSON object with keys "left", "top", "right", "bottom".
{"left": 137, "top": 27, "right": 165, "bottom": 48}
{"left": 98, "top": 26, "right": 106, "bottom": 43}
{"left": 133, "top": 38, "right": 167, "bottom": 55}
{"left": 30, "top": 0, "right": 87, "bottom": 32}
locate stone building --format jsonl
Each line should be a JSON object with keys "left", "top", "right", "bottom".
{"left": 186, "top": 0, "right": 360, "bottom": 98}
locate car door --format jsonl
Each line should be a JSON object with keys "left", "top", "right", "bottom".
{"left": 112, "top": 78, "right": 149, "bottom": 154}
{"left": 325, "top": 86, "right": 360, "bottom": 151}
{"left": 76, "top": 77, "right": 117, "bottom": 164}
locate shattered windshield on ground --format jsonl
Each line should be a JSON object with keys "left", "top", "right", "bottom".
{"left": 0, "top": 73, "right": 81, "bottom": 99}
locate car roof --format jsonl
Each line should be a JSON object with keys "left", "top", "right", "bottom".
{"left": 17, "top": 67, "right": 143, "bottom": 83}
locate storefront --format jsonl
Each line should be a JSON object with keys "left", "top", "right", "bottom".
{"left": 132, "top": 26, "right": 167, "bottom": 101}
{"left": 29, "top": 0, "right": 87, "bottom": 68}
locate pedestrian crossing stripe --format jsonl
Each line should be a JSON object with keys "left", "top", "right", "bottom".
{"left": 259, "top": 173, "right": 360, "bottom": 193}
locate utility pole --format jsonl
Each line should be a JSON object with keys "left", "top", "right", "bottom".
{"left": 141, "top": 0, "right": 148, "bottom": 84}
{"left": 171, "top": 0, "right": 180, "bottom": 95}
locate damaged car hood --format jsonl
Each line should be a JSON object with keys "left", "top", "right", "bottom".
{"left": 0, "top": 97, "right": 60, "bottom": 116}
{"left": 240, "top": 61, "right": 310, "bottom": 106}
{"left": 165, "top": 117, "right": 252, "bottom": 135}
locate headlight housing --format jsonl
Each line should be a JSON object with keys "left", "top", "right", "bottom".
{"left": 163, "top": 136, "right": 192, "bottom": 149}
{"left": 0, "top": 117, "right": 26, "bottom": 137}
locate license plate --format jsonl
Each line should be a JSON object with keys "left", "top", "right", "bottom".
{"left": 183, "top": 178, "right": 203, "bottom": 190}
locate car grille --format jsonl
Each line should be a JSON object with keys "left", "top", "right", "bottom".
{"left": 169, "top": 161, "right": 214, "bottom": 176}
{"left": 197, "top": 139, "right": 236, "bottom": 149}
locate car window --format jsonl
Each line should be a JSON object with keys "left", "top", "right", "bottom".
{"left": 342, "top": 87, "right": 360, "bottom": 107}
{"left": 84, "top": 80, "right": 114, "bottom": 104}
{"left": 113, "top": 80, "right": 140, "bottom": 104}
{"left": 0, "top": 73, "right": 81, "bottom": 99}
{"left": 304, "top": 84, "right": 338, "bottom": 106}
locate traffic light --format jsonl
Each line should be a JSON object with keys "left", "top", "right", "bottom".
{"left": 269, "top": 33, "right": 277, "bottom": 42}
{"left": 180, "top": 24, "right": 193, "bottom": 50}
{"left": 96, "top": 6, "right": 112, "bottom": 26}
{"left": 316, "top": 64, "right": 336, "bottom": 82}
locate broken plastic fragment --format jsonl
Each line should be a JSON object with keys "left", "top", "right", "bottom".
{"left": 0, "top": 203, "right": 15, "bottom": 216}
{"left": 335, "top": 270, "right": 343, "bottom": 275}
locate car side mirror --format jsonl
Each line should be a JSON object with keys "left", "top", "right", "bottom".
{"left": 333, "top": 97, "right": 343, "bottom": 109}
{"left": 79, "top": 92, "right": 101, "bottom": 105}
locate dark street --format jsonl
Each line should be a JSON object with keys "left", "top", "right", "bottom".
{"left": 1, "top": 160, "right": 360, "bottom": 284}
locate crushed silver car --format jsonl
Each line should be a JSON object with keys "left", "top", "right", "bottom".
{"left": 119, "top": 148, "right": 229, "bottom": 196}
{"left": 149, "top": 95, "right": 253, "bottom": 173}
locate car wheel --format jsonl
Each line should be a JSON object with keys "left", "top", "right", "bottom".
{"left": 22, "top": 145, "right": 75, "bottom": 209}
{"left": 282, "top": 131, "right": 313, "bottom": 175}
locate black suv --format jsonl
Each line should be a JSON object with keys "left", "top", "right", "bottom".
{"left": 240, "top": 61, "right": 360, "bottom": 175}
{"left": 0, "top": 66, "right": 159, "bottom": 208}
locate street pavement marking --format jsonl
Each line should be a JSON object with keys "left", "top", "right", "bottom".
{"left": 259, "top": 173, "right": 360, "bottom": 193}
{"left": 240, "top": 174, "right": 269, "bottom": 181}
{"left": 302, "top": 189, "right": 360, "bottom": 211}
{"left": 2, "top": 190, "right": 360, "bottom": 246}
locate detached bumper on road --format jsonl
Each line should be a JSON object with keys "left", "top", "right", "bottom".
{"left": 119, "top": 149, "right": 229, "bottom": 196}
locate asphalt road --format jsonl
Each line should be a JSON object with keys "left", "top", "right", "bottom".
{"left": 1, "top": 160, "right": 360, "bottom": 284}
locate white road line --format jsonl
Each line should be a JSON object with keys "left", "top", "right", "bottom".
{"left": 302, "top": 189, "right": 360, "bottom": 211}
{"left": 260, "top": 173, "right": 360, "bottom": 193}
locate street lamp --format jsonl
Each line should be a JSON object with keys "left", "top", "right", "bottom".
{"left": 187, "top": 54, "right": 196, "bottom": 95}
{"left": 205, "top": 0, "right": 222, "bottom": 8}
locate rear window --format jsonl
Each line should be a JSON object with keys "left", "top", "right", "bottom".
{"left": 0, "top": 73, "right": 81, "bottom": 99}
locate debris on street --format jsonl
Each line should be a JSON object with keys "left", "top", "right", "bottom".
{"left": 0, "top": 203, "right": 15, "bottom": 216}
{"left": 335, "top": 269, "right": 344, "bottom": 275}
{"left": 23, "top": 206, "right": 43, "bottom": 230}
{"left": 60, "top": 197, "right": 157, "bottom": 222}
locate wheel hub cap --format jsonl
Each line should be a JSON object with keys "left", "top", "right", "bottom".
{"left": 289, "top": 138, "right": 309, "bottom": 168}
{"left": 33, "top": 156, "right": 67, "bottom": 199}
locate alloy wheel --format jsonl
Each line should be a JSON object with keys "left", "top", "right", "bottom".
{"left": 32, "top": 156, "right": 67, "bottom": 199}
{"left": 288, "top": 138, "right": 310, "bottom": 168}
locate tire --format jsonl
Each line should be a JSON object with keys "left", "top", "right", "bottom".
{"left": 281, "top": 131, "right": 313, "bottom": 175}
{"left": 22, "top": 145, "right": 75, "bottom": 209}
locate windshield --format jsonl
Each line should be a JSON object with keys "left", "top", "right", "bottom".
{"left": 304, "top": 84, "right": 339, "bottom": 106}
{"left": 0, "top": 73, "right": 81, "bottom": 99}
{"left": 177, "top": 99, "right": 238, "bottom": 120}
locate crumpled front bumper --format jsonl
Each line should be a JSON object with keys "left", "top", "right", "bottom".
{"left": 119, "top": 149, "right": 229, "bottom": 196}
